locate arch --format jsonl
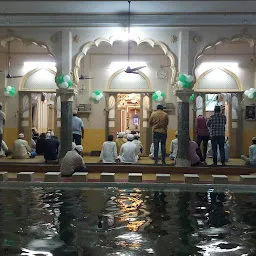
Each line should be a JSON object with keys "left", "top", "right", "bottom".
{"left": 0, "top": 36, "right": 55, "bottom": 57}
{"left": 106, "top": 68, "right": 152, "bottom": 92}
{"left": 74, "top": 35, "right": 177, "bottom": 86}
{"left": 194, "top": 67, "right": 242, "bottom": 92}
{"left": 192, "top": 33, "right": 256, "bottom": 77}
{"left": 20, "top": 67, "right": 57, "bottom": 92}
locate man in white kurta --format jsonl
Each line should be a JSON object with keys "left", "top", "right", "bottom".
{"left": 132, "top": 134, "right": 143, "bottom": 158}
{"left": 119, "top": 134, "right": 138, "bottom": 164}
{"left": 170, "top": 131, "right": 178, "bottom": 160}
{"left": 12, "top": 133, "right": 31, "bottom": 159}
{"left": 100, "top": 135, "right": 118, "bottom": 163}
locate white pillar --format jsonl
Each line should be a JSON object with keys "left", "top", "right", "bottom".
{"left": 178, "top": 30, "right": 190, "bottom": 74}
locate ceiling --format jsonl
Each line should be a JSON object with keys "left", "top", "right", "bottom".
{"left": 0, "top": 1, "right": 256, "bottom": 27}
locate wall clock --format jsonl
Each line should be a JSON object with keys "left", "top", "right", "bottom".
{"left": 157, "top": 68, "right": 167, "bottom": 79}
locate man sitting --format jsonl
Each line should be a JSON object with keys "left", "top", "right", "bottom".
{"left": 44, "top": 133, "right": 60, "bottom": 162}
{"left": 189, "top": 140, "right": 201, "bottom": 166}
{"left": 12, "top": 133, "right": 31, "bottom": 159}
{"left": 132, "top": 134, "right": 143, "bottom": 159}
{"left": 60, "top": 145, "right": 87, "bottom": 176}
{"left": 115, "top": 132, "right": 127, "bottom": 155}
{"left": 119, "top": 134, "right": 138, "bottom": 164}
{"left": 0, "top": 140, "right": 10, "bottom": 157}
{"left": 99, "top": 135, "right": 118, "bottom": 163}
{"left": 241, "top": 137, "right": 256, "bottom": 167}
{"left": 149, "top": 143, "right": 161, "bottom": 159}
{"left": 170, "top": 131, "right": 178, "bottom": 160}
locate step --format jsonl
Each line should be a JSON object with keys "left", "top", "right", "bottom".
{"left": 212, "top": 175, "right": 228, "bottom": 184}
{"left": 0, "top": 172, "right": 8, "bottom": 182}
{"left": 72, "top": 172, "right": 88, "bottom": 182}
{"left": 240, "top": 175, "right": 256, "bottom": 185}
{"left": 156, "top": 174, "right": 170, "bottom": 183}
{"left": 44, "top": 172, "right": 61, "bottom": 182}
{"left": 100, "top": 172, "right": 115, "bottom": 182}
{"left": 17, "top": 172, "right": 35, "bottom": 182}
{"left": 128, "top": 173, "right": 142, "bottom": 183}
{"left": 184, "top": 174, "right": 199, "bottom": 184}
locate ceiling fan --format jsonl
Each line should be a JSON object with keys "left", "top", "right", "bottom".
{"left": 124, "top": 1, "right": 146, "bottom": 74}
{"left": 6, "top": 41, "right": 23, "bottom": 79}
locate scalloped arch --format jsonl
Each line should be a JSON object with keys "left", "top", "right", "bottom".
{"left": 192, "top": 34, "right": 256, "bottom": 77}
{"left": 0, "top": 36, "right": 55, "bottom": 57}
{"left": 74, "top": 36, "right": 177, "bottom": 85}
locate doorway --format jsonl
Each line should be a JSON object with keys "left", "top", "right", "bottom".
{"left": 19, "top": 92, "right": 61, "bottom": 141}
{"left": 106, "top": 92, "right": 152, "bottom": 156}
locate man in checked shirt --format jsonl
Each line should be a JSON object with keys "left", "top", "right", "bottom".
{"left": 207, "top": 105, "right": 227, "bottom": 166}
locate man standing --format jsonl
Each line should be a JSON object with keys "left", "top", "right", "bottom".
{"left": 72, "top": 110, "right": 84, "bottom": 145}
{"left": 0, "top": 102, "right": 6, "bottom": 148}
{"left": 195, "top": 115, "right": 210, "bottom": 162}
{"left": 207, "top": 106, "right": 226, "bottom": 166}
{"left": 149, "top": 104, "right": 169, "bottom": 165}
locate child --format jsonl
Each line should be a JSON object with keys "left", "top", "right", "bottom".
{"left": 241, "top": 137, "right": 256, "bottom": 167}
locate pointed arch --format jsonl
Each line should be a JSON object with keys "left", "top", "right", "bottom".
{"left": 74, "top": 35, "right": 177, "bottom": 86}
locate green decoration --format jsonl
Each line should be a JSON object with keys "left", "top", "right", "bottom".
{"left": 152, "top": 93, "right": 158, "bottom": 100}
{"left": 94, "top": 90, "right": 101, "bottom": 96}
{"left": 68, "top": 80, "right": 73, "bottom": 87}
{"left": 4, "top": 240, "right": 13, "bottom": 246}
{"left": 93, "top": 98, "right": 99, "bottom": 104}
{"left": 161, "top": 92, "right": 166, "bottom": 98}
{"left": 57, "top": 75, "right": 64, "bottom": 84}
{"left": 254, "top": 92, "right": 256, "bottom": 98}
{"left": 179, "top": 74, "right": 187, "bottom": 83}
{"left": 189, "top": 94, "right": 195, "bottom": 102}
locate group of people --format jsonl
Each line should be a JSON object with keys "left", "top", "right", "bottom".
{"left": 99, "top": 133, "right": 142, "bottom": 163}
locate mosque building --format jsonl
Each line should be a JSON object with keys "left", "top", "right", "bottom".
{"left": 0, "top": 1, "right": 255, "bottom": 160}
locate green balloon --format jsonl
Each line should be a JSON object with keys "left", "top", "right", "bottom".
{"left": 4, "top": 88, "right": 7, "bottom": 92}
{"left": 9, "top": 90, "right": 15, "bottom": 96}
{"left": 189, "top": 94, "right": 195, "bottom": 102}
{"left": 254, "top": 92, "right": 256, "bottom": 98}
{"left": 179, "top": 74, "right": 187, "bottom": 83}
{"left": 182, "top": 81, "right": 190, "bottom": 88}
{"left": 93, "top": 98, "right": 99, "bottom": 104}
{"left": 94, "top": 90, "right": 101, "bottom": 96}
{"left": 57, "top": 75, "right": 64, "bottom": 84}
{"left": 152, "top": 93, "right": 158, "bottom": 100}
{"left": 68, "top": 80, "right": 73, "bottom": 87}
{"left": 161, "top": 92, "right": 166, "bottom": 98}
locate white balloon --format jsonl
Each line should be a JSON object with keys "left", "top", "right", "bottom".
{"left": 244, "top": 90, "right": 249, "bottom": 96}
{"left": 186, "top": 75, "right": 193, "bottom": 83}
{"left": 6, "top": 86, "right": 12, "bottom": 92}
{"left": 95, "top": 95, "right": 101, "bottom": 101}
{"left": 156, "top": 90, "right": 162, "bottom": 96}
{"left": 99, "top": 93, "right": 104, "bottom": 98}
{"left": 157, "top": 96, "right": 163, "bottom": 102}
{"left": 4, "top": 91, "right": 9, "bottom": 96}
{"left": 178, "top": 81, "right": 184, "bottom": 87}
{"left": 92, "top": 93, "right": 96, "bottom": 98}
{"left": 249, "top": 88, "right": 255, "bottom": 94}
{"left": 248, "top": 93, "right": 254, "bottom": 99}
{"left": 63, "top": 75, "right": 70, "bottom": 83}
{"left": 60, "top": 82, "right": 68, "bottom": 89}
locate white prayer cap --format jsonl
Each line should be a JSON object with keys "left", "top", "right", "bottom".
{"left": 72, "top": 142, "right": 76, "bottom": 150}
{"left": 117, "top": 132, "right": 123, "bottom": 138}
{"left": 18, "top": 133, "right": 24, "bottom": 139}
{"left": 127, "top": 134, "right": 134, "bottom": 141}
{"left": 73, "top": 110, "right": 78, "bottom": 115}
{"left": 75, "top": 145, "right": 83, "bottom": 152}
{"left": 0, "top": 102, "right": 2, "bottom": 107}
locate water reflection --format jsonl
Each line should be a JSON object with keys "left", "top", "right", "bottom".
{"left": 1, "top": 187, "right": 256, "bottom": 255}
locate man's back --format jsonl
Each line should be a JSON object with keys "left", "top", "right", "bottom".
{"left": 120, "top": 141, "right": 137, "bottom": 163}
{"left": 100, "top": 141, "right": 117, "bottom": 163}
{"left": 149, "top": 110, "right": 168, "bottom": 134}
{"left": 0, "top": 110, "right": 6, "bottom": 133}
{"left": 249, "top": 144, "right": 256, "bottom": 165}
{"left": 44, "top": 138, "right": 60, "bottom": 160}
{"left": 207, "top": 113, "right": 226, "bottom": 137}
{"left": 195, "top": 115, "right": 209, "bottom": 136}
{"left": 13, "top": 139, "right": 30, "bottom": 158}
{"left": 60, "top": 150, "right": 84, "bottom": 175}
{"left": 72, "top": 116, "right": 83, "bottom": 135}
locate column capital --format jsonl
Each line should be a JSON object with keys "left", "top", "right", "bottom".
{"left": 56, "top": 88, "right": 77, "bottom": 102}
{"left": 174, "top": 89, "right": 194, "bottom": 103}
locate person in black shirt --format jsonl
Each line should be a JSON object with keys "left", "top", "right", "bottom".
{"left": 44, "top": 133, "right": 60, "bottom": 162}
{"left": 36, "top": 133, "right": 46, "bottom": 155}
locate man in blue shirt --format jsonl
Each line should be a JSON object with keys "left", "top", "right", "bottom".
{"left": 72, "top": 110, "right": 84, "bottom": 145}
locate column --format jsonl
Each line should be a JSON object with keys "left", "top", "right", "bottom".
{"left": 175, "top": 89, "right": 194, "bottom": 167}
{"left": 57, "top": 89, "right": 75, "bottom": 158}
{"left": 55, "top": 31, "right": 75, "bottom": 158}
